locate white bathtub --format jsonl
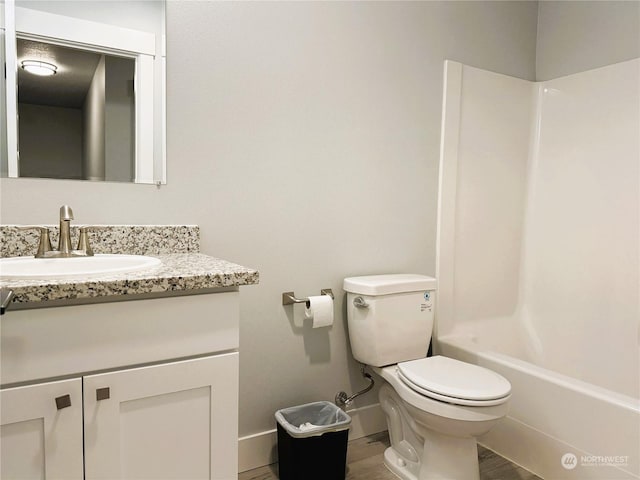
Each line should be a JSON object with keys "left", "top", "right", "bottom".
{"left": 437, "top": 331, "right": 640, "bottom": 480}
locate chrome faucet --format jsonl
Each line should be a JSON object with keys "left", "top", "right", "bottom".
{"left": 19, "top": 205, "right": 96, "bottom": 258}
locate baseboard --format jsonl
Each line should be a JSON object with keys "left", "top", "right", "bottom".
{"left": 346, "top": 402, "right": 388, "bottom": 440}
{"left": 238, "top": 402, "right": 387, "bottom": 473}
{"left": 238, "top": 429, "right": 278, "bottom": 474}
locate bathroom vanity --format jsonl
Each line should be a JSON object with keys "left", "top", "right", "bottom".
{"left": 0, "top": 225, "right": 259, "bottom": 480}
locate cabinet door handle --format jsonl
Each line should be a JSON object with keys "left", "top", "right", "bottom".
{"left": 55, "top": 394, "right": 72, "bottom": 410}
{"left": 96, "top": 387, "right": 110, "bottom": 401}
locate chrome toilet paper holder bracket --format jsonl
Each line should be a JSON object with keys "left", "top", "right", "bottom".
{"left": 282, "top": 289, "right": 334, "bottom": 306}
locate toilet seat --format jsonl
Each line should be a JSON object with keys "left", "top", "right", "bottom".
{"left": 397, "top": 356, "right": 511, "bottom": 407}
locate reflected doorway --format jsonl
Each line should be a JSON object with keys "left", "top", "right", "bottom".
{"left": 17, "top": 38, "right": 135, "bottom": 181}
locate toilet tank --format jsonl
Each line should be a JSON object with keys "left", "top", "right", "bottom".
{"left": 343, "top": 274, "right": 437, "bottom": 367}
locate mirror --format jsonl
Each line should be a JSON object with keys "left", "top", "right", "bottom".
{"left": 1, "top": 0, "right": 166, "bottom": 184}
{"left": 17, "top": 39, "right": 137, "bottom": 181}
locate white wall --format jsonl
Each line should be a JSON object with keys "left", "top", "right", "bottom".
{"left": 536, "top": 0, "right": 640, "bottom": 81}
{"left": 0, "top": 1, "right": 538, "bottom": 440}
{"left": 18, "top": 103, "right": 83, "bottom": 179}
{"left": 104, "top": 56, "right": 135, "bottom": 183}
{"left": 16, "top": 0, "right": 163, "bottom": 36}
{"left": 83, "top": 55, "right": 105, "bottom": 181}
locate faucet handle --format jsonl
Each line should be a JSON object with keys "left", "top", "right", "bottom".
{"left": 76, "top": 226, "right": 107, "bottom": 256}
{"left": 77, "top": 227, "right": 94, "bottom": 256}
{"left": 17, "top": 226, "right": 53, "bottom": 257}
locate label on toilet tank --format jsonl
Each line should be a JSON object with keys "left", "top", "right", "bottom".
{"left": 421, "top": 291, "right": 433, "bottom": 312}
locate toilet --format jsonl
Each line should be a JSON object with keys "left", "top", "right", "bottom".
{"left": 343, "top": 274, "right": 511, "bottom": 480}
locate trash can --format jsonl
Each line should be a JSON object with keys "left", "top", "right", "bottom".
{"left": 275, "top": 401, "right": 352, "bottom": 480}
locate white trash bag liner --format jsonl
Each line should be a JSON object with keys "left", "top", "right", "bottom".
{"left": 275, "top": 401, "right": 351, "bottom": 438}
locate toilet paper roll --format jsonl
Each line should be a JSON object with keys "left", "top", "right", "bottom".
{"left": 304, "top": 295, "right": 334, "bottom": 328}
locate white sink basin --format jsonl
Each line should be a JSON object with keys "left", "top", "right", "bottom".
{"left": 0, "top": 254, "right": 162, "bottom": 280}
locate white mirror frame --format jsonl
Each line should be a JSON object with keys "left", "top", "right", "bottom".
{"left": 3, "top": 1, "right": 166, "bottom": 184}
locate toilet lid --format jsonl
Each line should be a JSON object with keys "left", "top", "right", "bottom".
{"left": 397, "top": 356, "right": 511, "bottom": 403}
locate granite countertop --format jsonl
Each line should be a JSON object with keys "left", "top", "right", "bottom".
{"left": 1, "top": 253, "right": 259, "bottom": 305}
{"left": 0, "top": 225, "right": 259, "bottom": 307}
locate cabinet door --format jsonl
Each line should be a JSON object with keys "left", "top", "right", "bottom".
{"left": 84, "top": 352, "right": 239, "bottom": 480}
{"left": 0, "top": 378, "right": 83, "bottom": 479}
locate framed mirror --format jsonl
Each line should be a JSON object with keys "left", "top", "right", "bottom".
{"left": 1, "top": 0, "right": 166, "bottom": 184}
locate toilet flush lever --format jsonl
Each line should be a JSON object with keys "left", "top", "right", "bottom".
{"left": 353, "top": 296, "right": 369, "bottom": 309}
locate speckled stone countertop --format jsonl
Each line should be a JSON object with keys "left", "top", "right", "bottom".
{"left": 0, "top": 225, "right": 259, "bottom": 306}
{"left": 1, "top": 225, "right": 200, "bottom": 257}
{"left": 1, "top": 254, "right": 259, "bottom": 305}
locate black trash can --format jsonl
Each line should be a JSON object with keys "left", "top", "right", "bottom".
{"left": 275, "top": 401, "right": 352, "bottom": 480}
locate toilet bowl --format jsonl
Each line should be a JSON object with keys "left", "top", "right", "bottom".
{"left": 375, "top": 357, "right": 510, "bottom": 480}
{"left": 343, "top": 274, "right": 511, "bottom": 480}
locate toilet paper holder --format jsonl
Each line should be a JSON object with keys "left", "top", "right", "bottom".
{"left": 282, "top": 289, "right": 334, "bottom": 306}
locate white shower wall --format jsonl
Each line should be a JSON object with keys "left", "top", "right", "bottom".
{"left": 437, "top": 58, "right": 640, "bottom": 399}
{"left": 522, "top": 59, "right": 640, "bottom": 398}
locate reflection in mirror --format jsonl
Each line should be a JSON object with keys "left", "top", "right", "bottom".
{"left": 18, "top": 39, "right": 136, "bottom": 181}
{"left": 0, "top": 0, "right": 7, "bottom": 177}
{"left": 1, "top": 0, "right": 166, "bottom": 184}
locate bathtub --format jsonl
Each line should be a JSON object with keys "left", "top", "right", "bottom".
{"left": 436, "top": 330, "right": 640, "bottom": 480}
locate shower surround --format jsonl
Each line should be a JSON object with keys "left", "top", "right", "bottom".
{"left": 436, "top": 59, "right": 639, "bottom": 480}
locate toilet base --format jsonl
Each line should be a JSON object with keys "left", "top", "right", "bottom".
{"left": 382, "top": 436, "right": 480, "bottom": 480}
{"left": 379, "top": 383, "right": 483, "bottom": 480}
{"left": 383, "top": 446, "right": 418, "bottom": 480}
{"left": 419, "top": 429, "right": 479, "bottom": 480}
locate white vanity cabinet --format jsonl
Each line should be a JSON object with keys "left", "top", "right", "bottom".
{"left": 0, "top": 290, "right": 241, "bottom": 480}
{"left": 0, "top": 378, "right": 84, "bottom": 479}
{"left": 84, "top": 353, "right": 238, "bottom": 480}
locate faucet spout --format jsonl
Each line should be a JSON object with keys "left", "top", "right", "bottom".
{"left": 58, "top": 205, "right": 74, "bottom": 255}
{"left": 60, "top": 205, "right": 74, "bottom": 221}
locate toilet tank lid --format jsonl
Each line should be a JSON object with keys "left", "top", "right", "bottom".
{"left": 343, "top": 274, "right": 437, "bottom": 296}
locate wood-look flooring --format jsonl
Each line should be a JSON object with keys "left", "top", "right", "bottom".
{"left": 239, "top": 431, "right": 541, "bottom": 480}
